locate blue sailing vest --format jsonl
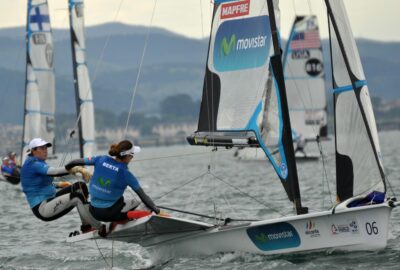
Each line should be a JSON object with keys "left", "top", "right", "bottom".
{"left": 21, "top": 156, "right": 56, "bottom": 208}
{"left": 84, "top": 156, "right": 141, "bottom": 208}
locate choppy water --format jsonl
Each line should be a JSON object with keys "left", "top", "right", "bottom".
{"left": 1, "top": 131, "right": 399, "bottom": 270}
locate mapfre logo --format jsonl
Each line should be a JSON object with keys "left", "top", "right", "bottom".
{"left": 220, "top": 0, "right": 250, "bottom": 19}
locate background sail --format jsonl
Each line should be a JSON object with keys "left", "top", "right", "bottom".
{"left": 326, "top": 0, "right": 385, "bottom": 201}
{"left": 69, "top": 0, "right": 96, "bottom": 157}
{"left": 22, "top": 0, "right": 56, "bottom": 161}
{"left": 283, "top": 15, "right": 327, "bottom": 141}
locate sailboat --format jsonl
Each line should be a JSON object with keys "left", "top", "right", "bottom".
{"left": 284, "top": 15, "right": 327, "bottom": 159}
{"left": 20, "top": 0, "right": 95, "bottom": 165}
{"left": 21, "top": 0, "right": 56, "bottom": 163}
{"left": 67, "top": 0, "right": 399, "bottom": 259}
{"left": 235, "top": 14, "right": 327, "bottom": 161}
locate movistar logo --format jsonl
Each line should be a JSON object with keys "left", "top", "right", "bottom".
{"left": 213, "top": 16, "right": 270, "bottom": 72}
{"left": 255, "top": 233, "right": 268, "bottom": 243}
{"left": 97, "top": 177, "right": 111, "bottom": 187}
{"left": 220, "top": 34, "right": 236, "bottom": 56}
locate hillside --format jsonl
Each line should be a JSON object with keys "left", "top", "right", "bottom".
{"left": 0, "top": 23, "right": 399, "bottom": 126}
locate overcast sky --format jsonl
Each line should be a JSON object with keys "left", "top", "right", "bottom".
{"left": 1, "top": 0, "right": 399, "bottom": 41}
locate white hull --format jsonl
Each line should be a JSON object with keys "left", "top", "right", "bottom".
{"left": 147, "top": 203, "right": 393, "bottom": 260}
{"left": 68, "top": 201, "right": 395, "bottom": 260}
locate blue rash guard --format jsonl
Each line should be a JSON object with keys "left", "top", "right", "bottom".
{"left": 1, "top": 164, "right": 14, "bottom": 175}
{"left": 84, "top": 156, "right": 141, "bottom": 208}
{"left": 21, "top": 156, "right": 56, "bottom": 208}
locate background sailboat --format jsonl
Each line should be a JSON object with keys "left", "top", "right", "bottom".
{"left": 68, "top": 0, "right": 96, "bottom": 157}
{"left": 21, "top": 0, "right": 56, "bottom": 163}
{"left": 21, "top": 0, "right": 95, "bottom": 165}
{"left": 284, "top": 15, "right": 327, "bottom": 159}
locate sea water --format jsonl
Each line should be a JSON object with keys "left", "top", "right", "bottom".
{"left": 1, "top": 131, "right": 399, "bottom": 270}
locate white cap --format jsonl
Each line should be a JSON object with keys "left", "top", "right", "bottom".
{"left": 120, "top": 146, "right": 141, "bottom": 156}
{"left": 28, "top": 138, "right": 52, "bottom": 151}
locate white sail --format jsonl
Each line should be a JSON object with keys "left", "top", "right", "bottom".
{"left": 69, "top": 0, "right": 96, "bottom": 157}
{"left": 284, "top": 15, "right": 327, "bottom": 141}
{"left": 22, "top": 0, "right": 56, "bottom": 162}
{"left": 191, "top": 0, "right": 290, "bottom": 179}
{"left": 326, "top": 0, "right": 385, "bottom": 201}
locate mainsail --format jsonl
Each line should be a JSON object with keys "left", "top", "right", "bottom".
{"left": 22, "top": 0, "right": 56, "bottom": 161}
{"left": 188, "top": 0, "right": 305, "bottom": 213}
{"left": 283, "top": 15, "right": 327, "bottom": 141}
{"left": 325, "top": 0, "right": 386, "bottom": 201}
{"left": 69, "top": 0, "right": 96, "bottom": 157}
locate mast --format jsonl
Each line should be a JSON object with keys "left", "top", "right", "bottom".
{"left": 69, "top": 0, "right": 83, "bottom": 157}
{"left": 266, "top": 0, "right": 307, "bottom": 214}
{"left": 68, "top": 0, "right": 96, "bottom": 157}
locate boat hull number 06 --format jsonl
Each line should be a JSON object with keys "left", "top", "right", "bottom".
{"left": 365, "top": 222, "right": 379, "bottom": 235}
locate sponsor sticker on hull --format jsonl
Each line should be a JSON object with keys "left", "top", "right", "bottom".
{"left": 331, "top": 219, "right": 359, "bottom": 236}
{"left": 220, "top": 0, "right": 250, "bottom": 19}
{"left": 213, "top": 16, "right": 271, "bottom": 72}
{"left": 305, "top": 220, "right": 320, "bottom": 238}
{"left": 247, "top": 222, "right": 301, "bottom": 251}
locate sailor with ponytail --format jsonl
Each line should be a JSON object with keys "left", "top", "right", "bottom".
{"left": 65, "top": 140, "right": 160, "bottom": 223}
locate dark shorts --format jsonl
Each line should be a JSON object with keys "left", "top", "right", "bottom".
{"left": 89, "top": 197, "right": 131, "bottom": 222}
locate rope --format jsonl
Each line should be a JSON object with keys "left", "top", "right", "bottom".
{"left": 316, "top": 136, "right": 333, "bottom": 208}
{"left": 123, "top": 0, "right": 159, "bottom": 139}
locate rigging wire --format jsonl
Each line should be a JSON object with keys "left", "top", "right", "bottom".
{"left": 209, "top": 171, "right": 287, "bottom": 217}
{"left": 154, "top": 164, "right": 286, "bottom": 220}
{"left": 154, "top": 171, "right": 210, "bottom": 200}
{"left": 133, "top": 149, "right": 228, "bottom": 163}
{"left": 123, "top": 0, "right": 158, "bottom": 139}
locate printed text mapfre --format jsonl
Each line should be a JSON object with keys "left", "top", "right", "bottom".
{"left": 220, "top": 0, "right": 250, "bottom": 19}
